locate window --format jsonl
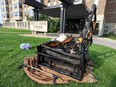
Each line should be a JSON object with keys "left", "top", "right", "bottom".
{"left": 24, "top": 5, "right": 27, "bottom": 8}
{"left": 6, "top": 8, "right": 9, "bottom": 12}
{"left": 13, "top": 3, "right": 19, "bottom": 9}
{"left": 20, "top": 12, "right": 22, "bottom": 16}
{"left": 2, "top": 8, "right": 5, "bottom": 12}
{"left": 14, "top": 4, "right": 18, "bottom": 9}
{"left": 48, "top": 0, "right": 50, "bottom": 2}
{"left": 13, "top": 12, "right": 19, "bottom": 17}
{"left": 3, "top": 14, "right": 6, "bottom": 18}
{"left": 6, "top": 0, "right": 8, "bottom": 4}
{"left": 104, "top": 26, "right": 108, "bottom": 33}
{"left": 2, "top": 1, "right": 4, "bottom": 5}
{"left": 19, "top": 3, "right": 22, "bottom": 8}
{"left": 7, "top": 14, "right": 9, "bottom": 18}
{"left": 15, "top": 12, "right": 18, "bottom": 17}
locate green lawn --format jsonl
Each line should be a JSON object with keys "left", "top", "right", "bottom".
{"left": 105, "top": 36, "right": 116, "bottom": 40}
{"left": 103, "top": 34, "right": 116, "bottom": 40}
{"left": 0, "top": 28, "right": 31, "bottom": 34}
{"left": 0, "top": 28, "right": 116, "bottom": 87}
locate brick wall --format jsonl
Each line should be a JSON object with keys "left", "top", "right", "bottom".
{"left": 97, "top": 0, "right": 107, "bottom": 15}
{"left": 105, "top": 0, "right": 116, "bottom": 23}
{"left": 85, "top": 0, "right": 93, "bottom": 10}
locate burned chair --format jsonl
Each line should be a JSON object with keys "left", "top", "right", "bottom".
{"left": 37, "top": 4, "right": 97, "bottom": 81}
{"left": 37, "top": 35, "right": 84, "bottom": 80}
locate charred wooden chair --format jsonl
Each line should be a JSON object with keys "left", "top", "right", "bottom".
{"left": 37, "top": 4, "right": 97, "bottom": 81}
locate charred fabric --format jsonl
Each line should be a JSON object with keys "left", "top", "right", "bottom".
{"left": 37, "top": 4, "right": 97, "bottom": 81}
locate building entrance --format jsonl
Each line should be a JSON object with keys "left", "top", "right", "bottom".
{"left": 65, "top": 18, "right": 85, "bottom": 34}
{"left": 93, "top": 23, "right": 99, "bottom": 35}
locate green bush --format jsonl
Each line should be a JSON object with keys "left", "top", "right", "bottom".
{"left": 109, "top": 32, "right": 116, "bottom": 37}
{"left": 39, "top": 14, "right": 60, "bottom": 33}
{"left": 103, "top": 32, "right": 116, "bottom": 40}
{"left": 103, "top": 34, "right": 109, "bottom": 37}
{"left": 48, "top": 18, "right": 60, "bottom": 33}
{"left": 103, "top": 32, "right": 116, "bottom": 37}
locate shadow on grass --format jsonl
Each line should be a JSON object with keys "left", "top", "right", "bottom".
{"left": 110, "top": 75, "right": 116, "bottom": 86}
{"left": 90, "top": 49, "right": 116, "bottom": 68}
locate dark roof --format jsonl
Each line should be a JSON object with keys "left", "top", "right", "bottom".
{"left": 23, "top": 0, "right": 90, "bottom": 19}
{"left": 23, "top": 0, "right": 47, "bottom": 9}
{"left": 40, "top": 4, "right": 90, "bottom": 19}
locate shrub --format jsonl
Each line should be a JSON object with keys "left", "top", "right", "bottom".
{"left": 103, "top": 32, "right": 116, "bottom": 39}
{"left": 39, "top": 14, "right": 60, "bottom": 33}
{"left": 109, "top": 32, "right": 116, "bottom": 37}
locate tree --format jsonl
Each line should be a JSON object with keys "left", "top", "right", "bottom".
{"left": 26, "top": 15, "right": 33, "bottom": 21}
{"left": 39, "top": 14, "right": 60, "bottom": 33}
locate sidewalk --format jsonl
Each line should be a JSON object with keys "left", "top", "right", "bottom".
{"left": 93, "top": 36, "right": 116, "bottom": 49}
{"left": 19, "top": 33, "right": 116, "bottom": 49}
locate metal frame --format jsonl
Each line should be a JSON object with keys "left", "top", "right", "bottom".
{"left": 60, "top": 4, "right": 67, "bottom": 33}
{"left": 33, "top": 8, "right": 39, "bottom": 21}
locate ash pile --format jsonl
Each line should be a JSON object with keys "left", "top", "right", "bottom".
{"left": 37, "top": 33, "right": 91, "bottom": 81}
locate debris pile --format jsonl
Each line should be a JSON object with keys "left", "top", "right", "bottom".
{"left": 37, "top": 34, "right": 89, "bottom": 81}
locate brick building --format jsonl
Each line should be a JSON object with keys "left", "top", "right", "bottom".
{"left": 42, "top": 0, "right": 116, "bottom": 36}
{"left": 1, "top": 0, "right": 34, "bottom": 22}
{"left": 1, "top": 0, "right": 116, "bottom": 36}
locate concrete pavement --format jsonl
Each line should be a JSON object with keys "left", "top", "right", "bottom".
{"left": 93, "top": 36, "right": 116, "bottom": 49}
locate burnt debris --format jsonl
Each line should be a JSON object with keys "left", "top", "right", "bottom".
{"left": 37, "top": 34, "right": 89, "bottom": 81}
{"left": 36, "top": 4, "right": 97, "bottom": 81}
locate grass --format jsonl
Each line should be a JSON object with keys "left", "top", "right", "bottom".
{"left": 104, "top": 36, "right": 116, "bottom": 40}
{"left": 0, "top": 28, "right": 116, "bottom": 87}
{"left": 103, "top": 33, "right": 116, "bottom": 40}
{"left": 0, "top": 28, "right": 31, "bottom": 34}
